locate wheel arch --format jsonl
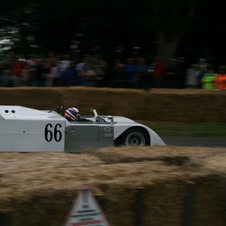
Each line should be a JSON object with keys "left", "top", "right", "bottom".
{"left": 114, "top": 126, "right": 151, "bottom": 146}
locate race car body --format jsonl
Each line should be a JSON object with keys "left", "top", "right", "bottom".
{"left": 0, "top": 105, "right": 165, "bottom": 152}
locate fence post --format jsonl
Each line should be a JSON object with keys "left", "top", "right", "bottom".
{"left": 94, "top": 194, "right": 106, "bottom": 211}
{"left": 133, "top": 187, "right": 144, "bottom": 226}
{"left": 183, "top": 182, "right": 195, "bottom": 226}
{"left": 0, "top": 211, "right": 12, "bottom": 226}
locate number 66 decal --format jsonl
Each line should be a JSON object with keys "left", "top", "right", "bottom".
{"left": 45, "top": 123, "right": 62, "bottom": 142}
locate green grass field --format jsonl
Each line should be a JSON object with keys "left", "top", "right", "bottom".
{"left": 137, "top": 121, "right": 226, "bottom": 137}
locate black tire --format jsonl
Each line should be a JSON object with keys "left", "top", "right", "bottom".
{"left": 120, "top": 128, "right": 150, "bottom": 146}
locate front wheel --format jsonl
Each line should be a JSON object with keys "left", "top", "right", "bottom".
{"left": 120, "top": 128, "right": 150, "bottom": 146}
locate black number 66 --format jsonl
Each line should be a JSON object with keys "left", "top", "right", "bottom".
{"left": 45, "top": 124, "right": 62, "bottom": 142}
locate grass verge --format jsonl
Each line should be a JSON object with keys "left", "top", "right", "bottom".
{"left": 137, "top": 121, "right": 226, "bottom": 137}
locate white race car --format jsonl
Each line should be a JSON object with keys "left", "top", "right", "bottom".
{"left": 0, "top": 105, "right": 165, "bottom": 152}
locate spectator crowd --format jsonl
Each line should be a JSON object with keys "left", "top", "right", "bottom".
{"left": 0, "top": 51, "right": 226, "bottom": 90}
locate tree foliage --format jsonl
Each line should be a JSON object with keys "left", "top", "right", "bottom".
{"left": 0, "top": 0, "right": 225, "bottom": 63}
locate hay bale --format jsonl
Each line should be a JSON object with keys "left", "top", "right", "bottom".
{"left": 83, "top": 146, "right": 226, "bottom": 164}
{"left": 193, "top": 175, "right": 226, "bottom": 225}
{"left": 1, "top": 146, "right": 226, "bottom": 225}
{"left": 0, "top": 152, "right": 103, "bottom": 203}
{"left": 0, "top": 87, "right": 226, "bottom": 121}
{"left": 0, "top": 87, "right": 64, "bottom": 109}
{"left": 145, "top": 89, "right": 226, "bottom": 122}
{"left": 62, "top": 87, "right": 147, "bottom": 117}
{"left": 62, "top": 87, "right": 226, "bottom": 122}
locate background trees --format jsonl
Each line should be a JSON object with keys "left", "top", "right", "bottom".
{"left": 0, "top": 0, "right": 225, "bottom": 64}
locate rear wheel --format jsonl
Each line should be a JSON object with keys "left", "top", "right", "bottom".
{"left": 120, "top": 128, "right": 150, "bottom": 146}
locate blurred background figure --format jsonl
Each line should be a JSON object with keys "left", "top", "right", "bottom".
{"left": 95, "top": 57, "right": 107, "bottom": 87}
{"left": 76, "top": 55, "right": 90, "bottom": 86}
{"left": 11, "top": 56, "right": 25, "bottom": 87}
{"left": 201, "top": 66, "right": 216, "bottom": 89}
{"left": 0, "top": 69, "right": 12, "bottom": 87}
{"left": 62, "top": 60, "right": 78, "bottom": 86}
{"left": 136, "top": 57, "right": 150, "bottom": 90}
{"left": 215, "top": 65, "right": 226, "bottom": 90}
{"left": 81, "top": 56, "right": 98, "bottom": 87}
{"left": 175, "top": 57, "right": 187, "bottom": 89}
{"left": 165, "top": 58, "right": 178, "bottom": 88}
{"left": 59, "top": 54, "right": 71, "bottom": 78}
{"left": 152, "top": 55, "right": 165, "bottom": 88}
{"left": 124, "top": 58, "right": 137, "bottom": 88}
{"left": 46, "top": 62, "right": 59, "bottom": 87}
{"left": 110, "top": 60, "right": 126, "bottom": 88}
{"left": 39, "top": 60, "right": 51, "bottom": 87}
{"left": 21, "top": 62, "right": 30, "bottom": 86}
{"left": 185, "top": 63, "right": 203, "bottom": 88}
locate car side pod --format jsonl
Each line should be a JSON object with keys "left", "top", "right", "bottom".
{"left": 0, "top": 105, "right": 66, "bottom": 152}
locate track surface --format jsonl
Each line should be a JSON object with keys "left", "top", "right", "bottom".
{"left": 162, "top": 137, "right": 226, "bottom": 147}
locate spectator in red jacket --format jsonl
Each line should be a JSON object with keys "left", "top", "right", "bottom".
{"left": 11, "top": 56, "right": 25, "bottom": 86}
{"left": 152, "top": 55, "right": 165, "bottom": 88}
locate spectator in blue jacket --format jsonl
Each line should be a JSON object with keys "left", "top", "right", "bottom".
{"left": 62, "top": 61, "right": 78, "bottom": 86}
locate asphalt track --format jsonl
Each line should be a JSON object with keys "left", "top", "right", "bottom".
{"left": 162, "top": 137, "right": 226, "bottom": 147}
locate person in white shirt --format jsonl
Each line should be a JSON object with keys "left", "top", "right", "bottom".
{"left": 185, "top": 64, "right": 203, "bottom": 88}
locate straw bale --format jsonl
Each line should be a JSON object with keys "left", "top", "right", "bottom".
{"left": 1, "top": 146, "right": 226, "bottom": 225}
{"left": 0, "top": 87, "right": 226, "bottom": 121}
{"left": 143, "top": 180, "right": 185, "bottom": 226}
{"left": 1, "top": 146, "right": 226, "bottom": 202}
{"left": 62, "top": 87, "right": 147, "bottom": 117}
{"left": 0, "top": 152, "right": 103, "bottom": 203}
{"left": 192, "top": 175, "right": 226, "bottom": 225}
{"left": 82, "top": 145, "right": 226, "bottom": 165}
{"left": 144, "top": 90, "right": 226, "bottom": 122}
{"left": 0, "top": 87, "right": 64, "bottom": 109}
{"left": 64, "top": 87, "right": 226, "bottom": 122}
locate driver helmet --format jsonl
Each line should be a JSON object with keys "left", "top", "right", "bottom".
{"left": 64, "top": 107, "right": 80, "bottom": 121}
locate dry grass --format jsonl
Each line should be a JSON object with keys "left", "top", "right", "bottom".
{"left": 1, "top": 146, "right": 226, "bottom": 225}
{"left": 1, "top": 146, "right": 226, "bottom": 203}
{"left": 0, "top": 153, "right": 103, "bottom": 202}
